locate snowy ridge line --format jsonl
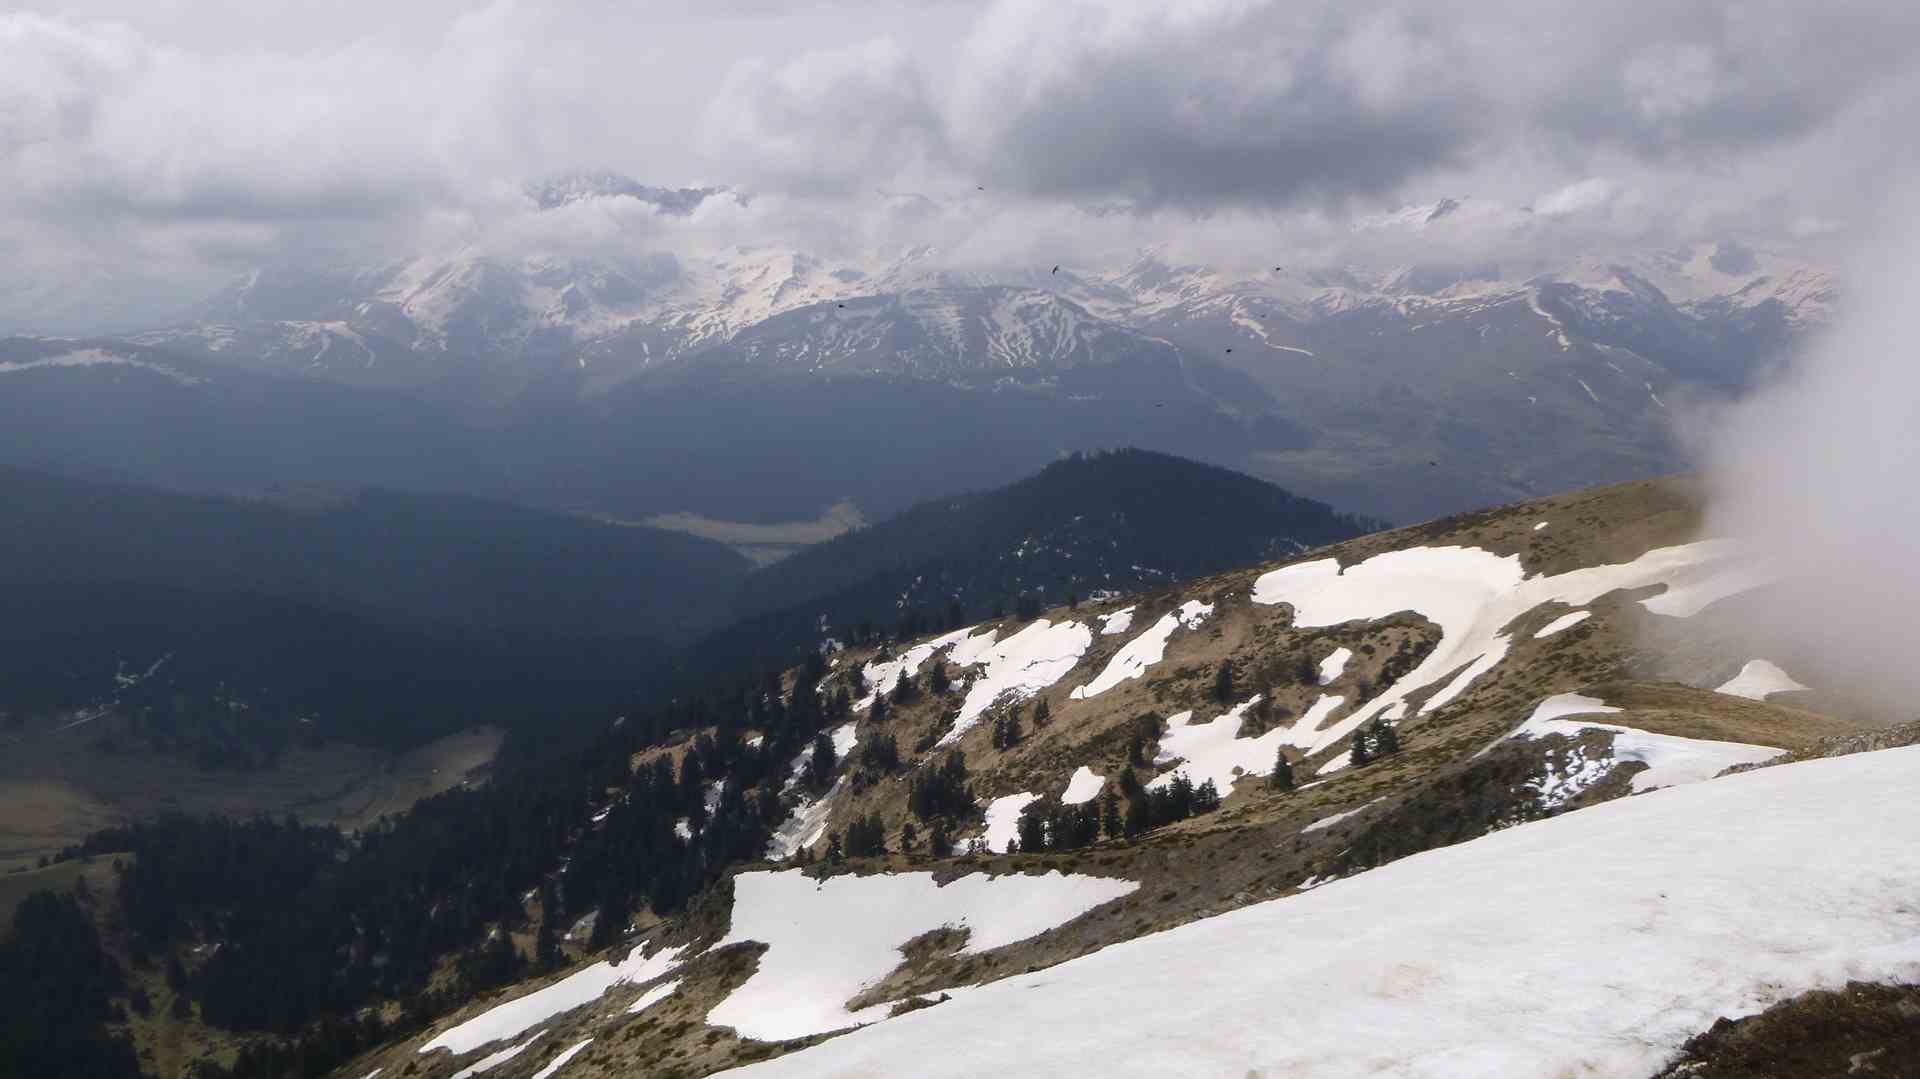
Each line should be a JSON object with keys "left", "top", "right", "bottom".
{"left": 714, "top": 747, "right": 1920, "bottom": 1079}
{"left": 1249, "top": 540, "right": 1770, "bottom": 759}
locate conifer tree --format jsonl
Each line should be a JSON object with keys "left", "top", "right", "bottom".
{"left": 1016, "top": 808, "right": 1048, "bottom": 853}
{"left": 900, "top": 820, "right": 918, "bottom": 853}
{"left": 1101, "top": 788, "right": 1123, "bottom": 839}
{"left": 1004, "top": 709, "right": 1024, "bottom": 747}
{"left": 1033, "top": 698, "right": 1051, "bottom": 727}
{"left": 928, "top": 661, "right": 951, "bottom": 696}
{"left": 825, "top": 832, "right": 845, "bottom": 864}
{"left": 1270, "top": 748, "right": 1295, "bottom": 791}
{"left": 804, "top": 730, "right": 837, "bottom": 792}
{"left": 1194, "top": 779, "right": 1222, "bottom": 814}
{"left": 929, "top": 819, "right": 953, "bottom": 858}
{"left": 1350, "top": 728, "right": 1373, "bottom": 767}
{"left": 891, "top": 672, "right": 919, "bottom": 705}
{"left": 1370, "top": 717, "right": 1402, "bottom": 756}
{"left": 1213, "top": 659, "right": 1236, "bottom": 703}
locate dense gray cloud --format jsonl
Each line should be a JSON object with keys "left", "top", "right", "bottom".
{"left": 2, "top": 0, "right": 1918, "bottom": 328}
{"left": 1697, "top": 185, "right": 1920, "bottom": 711}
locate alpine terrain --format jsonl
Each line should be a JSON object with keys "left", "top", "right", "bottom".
{"left": 17, "top": 473, "right": 1913, "bottom": 1079}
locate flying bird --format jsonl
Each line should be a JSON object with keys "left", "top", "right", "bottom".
{"left": 1051, "top": 265, "right": 1060, "bottom": 274}
{"left": 1225, "top": 348, "right": 1233, "bottom": 353}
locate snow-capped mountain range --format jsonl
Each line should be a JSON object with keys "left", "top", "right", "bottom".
{"left": 4, "top": 180, "right": 1839, "bottom": 523}
{"left": 119, "top": 183, "right": 1834, "bottom": 404}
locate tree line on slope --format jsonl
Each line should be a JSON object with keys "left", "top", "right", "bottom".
{"left": 27, "top": 655, "right": 860, "bottom": 1077}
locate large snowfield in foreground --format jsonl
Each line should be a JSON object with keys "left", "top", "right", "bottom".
{"left": 719, "top": 747, "right": 1920, "bottom": 1078}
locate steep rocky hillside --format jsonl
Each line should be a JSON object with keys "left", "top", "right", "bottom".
{"left": 353, "top": 476, "right": 1902, "bottom": 1079}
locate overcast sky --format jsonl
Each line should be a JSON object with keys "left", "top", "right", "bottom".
{"left": 5, "top": 0, "right": 1919, "bottom": 327}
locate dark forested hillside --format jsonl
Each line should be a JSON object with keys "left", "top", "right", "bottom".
{"left": 36, "top": 656, "right": 856, "bottom": 1078}
{"left": 0, "top": 465, "right": 748, "bottom": 755}
{"left": 0, "top": 465, "right": 749, "bottom": 644}
{"left": 696, "top": 449, "right": 1382, "bottom": 672}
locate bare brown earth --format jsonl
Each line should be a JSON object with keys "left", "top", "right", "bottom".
{"left": 350, "top": 477, "right": 1901, "bottom": 1079}
{"left": 1648, "top": 982, "right": 1920, "bottom": 1078}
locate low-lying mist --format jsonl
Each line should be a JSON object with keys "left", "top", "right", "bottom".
{"left": 1700, "top": 192, "right": 1920, "bottom": 716}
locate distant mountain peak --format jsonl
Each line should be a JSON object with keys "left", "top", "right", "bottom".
{"left": 524, "top": 169, "right": 731, "bottom": 215}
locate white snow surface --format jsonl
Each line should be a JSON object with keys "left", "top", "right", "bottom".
{"left": 1150, "top": 697, "right": 1273, "bottom": 797}
{"left": 0, "top": 348, "right": 202, "bottom": 384}
{"left": 1301, "top": 798, "right": 1383, "bottom": 833}
{"left": 1149, "top": 693, "right": 1346, "bottom": 796}
{"left": 1533, "top": 520, "right": 1549, "bottom": 531}
{"left": 1070, "top": 602, "right": 1211, "bottom": 700}
{"left": 1060, "top": 766, "right": 1105, "bottom": 805}
{"left": 766, "top": 722, "right": 863, "bottom": 858}
{"left": 772, "top": 726, "right": 862, "bottom": 858}
{"left": 980, "top": 792, "right": 1040, "bottom": 852}
{"left": 626, "top": 979, "right": 680, "bottom": 1014}
{"left": 530, "top": 1039, "right": 593, "bottom": 1079}
{"left": 1317, "top": 647, "right": 1353, "bottom": 684}
{"left": 939, "top": 620, "right": 1092, "bottom": 746}
{"left": 854, "top": 628, "right": 973, "bottom": 710}
{"left": 1504, "top": 693, "right": 1782, "bottom": 791}
{"left": 714, "top": 747, "right": 1920, "bottom": 1079}
{"left": 705, "top": 869, "right": 1138, "bottom": 1042}
{"left": 419, "top": 945, "right": 685, "bottom": 1056}
{"left": 1533, "top": 610, "right": 1592, "bottom": 638}
{"left": 1249, "top": 541, "right": 1764, "bottom": 758}
{"left": 1716, "top": 659, "right": 1811, "bottom": 701}
{"left": 1097, "top": 607, "right": 1136, "bottom": 635}
{"left": 449, "top": 1030, "right": 545, "bottom": 1079}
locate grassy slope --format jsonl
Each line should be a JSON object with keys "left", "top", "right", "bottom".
{"left": 346, "top": 475, "right": 1897, "bottom": 1079}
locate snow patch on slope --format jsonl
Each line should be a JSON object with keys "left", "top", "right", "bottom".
{"left": 979, "top": 792, "right": 1040, "bottom": 853}
{"left": 420, "top": 945, "right": 685, "bottom": 1056}
{"left": 1533, "top": 610, "right": 1591, "bottom": 638}
{"left": 1317, "top": 647, "right": 1353, "bottom": 684}
{"left": 1071, "top": 601, "right": 1213, "bottom": 700}
{"left": 1716, "top": 660, "right": 1810, "bottom": 701}
{"left": 530, "top": 1039, "right": 594, "bottom": 1079}
{"left": 940, "top": 620, "right": 1092, "bottom": 746}
{"left": 1502, "top": 693, "right": 1781, "bottom": 791}
{"left": 1061, "top": 766, "right": 1105, "bottom": 805}
{"left": 1249, "top": 541, "right": 1767, "bottom": 758}
{"left": 706, "top": 869, "right": 1139, "bottom": 1042}
{"left": 449, "top": 1030, "right": 545, "bottom": 1079}
{"left": 717, "top": 748, "right": 1920, "bottom": 1079}
{"left": 855, "top": 629, "right": 973, "bottom": 711}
